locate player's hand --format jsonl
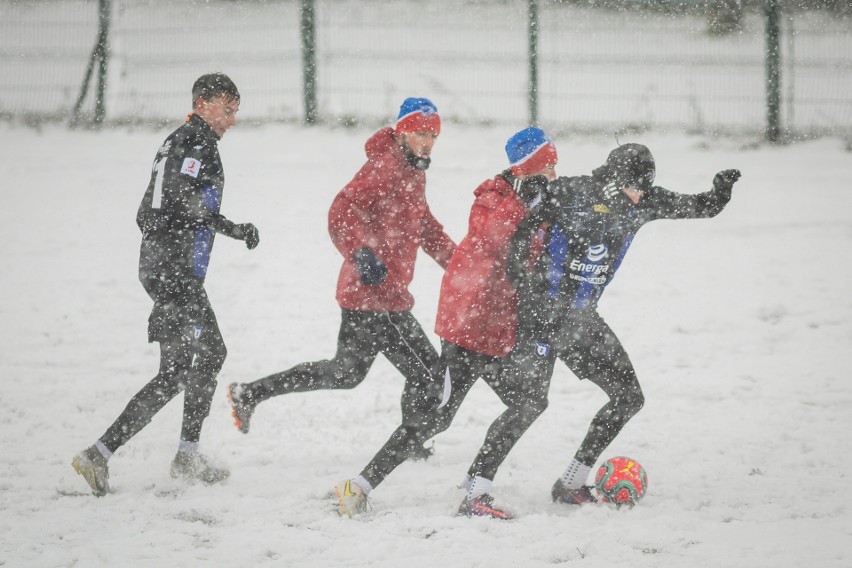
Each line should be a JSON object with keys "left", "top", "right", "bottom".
{"left": 713, "top": 169, "right": 741, "bottom": 192}
{"left": 352, "top": 247, "right": 388, "bottom": 286}
{"left": 237, "top": 223, "right": 259, "bottom": 249}
{"left": 513, "top": 175, "right": 549, "bottom": 206}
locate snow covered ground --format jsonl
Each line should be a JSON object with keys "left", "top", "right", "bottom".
{"left": 1, "top": 122, "right": 850, "bottom": 567}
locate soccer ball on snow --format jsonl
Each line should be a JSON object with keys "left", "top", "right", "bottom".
{"left": 594, "top": 456, "right": 648, "bottom": 507}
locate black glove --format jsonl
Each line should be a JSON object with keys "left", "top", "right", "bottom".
{"left": 236, "top": 223, "right": 260, "bottom": 249}
{"left": 713, "top": 169, "right": 741, "bottom": 192}
{"left": 513, "top": 175, "right": 549, "bottom": 205}
{"left": 352, "top": 247, "right": 388, "bottom": 286}
{"left": 208, "top": 214, "right": 259, "bottom": 249}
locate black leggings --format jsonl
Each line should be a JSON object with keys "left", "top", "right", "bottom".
{"left": 359, "top": 341, "right": 516, "bottom": 488}
{"left": 468, "top": 308, "right": 645, "bottom": 481}
{"left": 100, "top": 289, "right": 226, "bottom": 453}
{"left": 242, "top": 309, "right": 442, "bottom": 426}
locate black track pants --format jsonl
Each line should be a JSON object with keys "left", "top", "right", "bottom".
{"left": 467, "top": 308, "right": 645, "bottom": 481}
{"left": 99, "top": 289, "right": 226, "bottom": 453}
{"left": 359, "top": 341, "right": 514, "bottom": 489}
{"left": 243, "top": 309, "right": 442, "bottom": 425}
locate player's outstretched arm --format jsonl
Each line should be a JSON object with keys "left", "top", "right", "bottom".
{"left": 648, "top": 168, "right": 742, "bottom": 220}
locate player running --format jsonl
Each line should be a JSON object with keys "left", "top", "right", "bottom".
{"left": 458, "top": 143, "right": 741, "bottom": 517}
{"left": 72, "top": 73, "right": 259, "bottom": 496}
{"left": 227, "top": 98, "right": 455, "bottom": 462}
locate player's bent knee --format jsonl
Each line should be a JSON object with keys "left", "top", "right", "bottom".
{"left": 626, "top": 384, "right": 645, "bottom": 415}
{"left": 516, "top": 397, "right": 549, "bottom": 424}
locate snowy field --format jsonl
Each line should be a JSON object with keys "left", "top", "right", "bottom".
{"left": 1, "top": 122, "right": 851, "bottom": 567}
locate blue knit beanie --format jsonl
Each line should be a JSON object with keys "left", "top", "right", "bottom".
{"left": 505, "top": 127, "right": 558, "bottom": 175}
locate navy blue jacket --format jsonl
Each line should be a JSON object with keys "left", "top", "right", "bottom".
{"left": 508, "top": 171, "right": 732, "bottom": 324}
{"left": 137, "top": 114, "right": 240, "bottom": 294}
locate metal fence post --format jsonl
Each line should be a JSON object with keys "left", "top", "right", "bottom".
{"left": 95, "top": 0, "right": 111, "bottom": 124}
{"left": 300, "top": 0, "right": 318, "bottom": 125}
{"left": 765, "top": 0, "right": 782, "bottom": 142}
{"left": 528, "top": 0, "right": 539, "bottom": 126}
{"left": 72, "top": 0, "right": 111, "bottom": 125}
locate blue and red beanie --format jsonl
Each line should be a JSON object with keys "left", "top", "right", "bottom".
{"left": 396, "top": 97, "right": 441, "bottom": 135}
{"left": 505, "top": 127, "right": 558, "bottom": 176}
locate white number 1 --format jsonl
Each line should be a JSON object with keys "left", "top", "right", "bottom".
{"left": 152, "top": 157, "right": 167, "bottom": 208}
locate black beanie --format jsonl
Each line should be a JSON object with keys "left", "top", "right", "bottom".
{"left": 596, "top": 143, "right": 656, "bottom": 191}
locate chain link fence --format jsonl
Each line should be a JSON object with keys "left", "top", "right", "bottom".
{"left": 1, "top": 0, "right": 850, "bottom": 138}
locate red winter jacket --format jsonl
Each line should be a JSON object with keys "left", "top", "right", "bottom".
{"left": 329, "top": 127, "right": 456, "bottom": 312}
{"left": 434, "top": 175, "right": 527, "bottom": 357}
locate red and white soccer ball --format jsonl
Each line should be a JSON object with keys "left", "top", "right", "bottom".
{"left": 595, "top": 456, "right": 648, "bottom": 508}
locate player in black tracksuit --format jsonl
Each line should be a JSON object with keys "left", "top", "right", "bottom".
{"left": 72, "top": 73, "right": 259, "bottom": 496}
{"left": 459, "top": 143, "right": 741, "bottom": 516}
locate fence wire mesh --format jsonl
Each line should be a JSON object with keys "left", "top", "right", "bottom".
{"left": 0, "top": 0, "right": 849, "bottom": 137}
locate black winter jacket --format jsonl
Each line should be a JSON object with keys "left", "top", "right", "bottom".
{"left": 136, "top": 114, "right": 241, "bottom": 293}
{"left": 508, "top": 171, "right": 732, "bottom": 321}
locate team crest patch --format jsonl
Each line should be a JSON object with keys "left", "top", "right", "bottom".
{"left": 535, "top": 342, "right": 550, "bottom": 358}
{"left": 180, "top": 157, "right": 201, "bottom": 178}
{"left": 192, "top": 325, "right": 203, "bottom": 339}
{"left": 587, "top": 243, "right": 608, "bottom": 261}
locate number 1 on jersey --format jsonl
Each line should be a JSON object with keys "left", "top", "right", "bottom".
{"left": 152, "top": 157, "right": 167, "bottom": 208}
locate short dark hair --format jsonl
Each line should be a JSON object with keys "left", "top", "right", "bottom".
{"left": 192, "top": 73, "right": 240, "bottom": 106}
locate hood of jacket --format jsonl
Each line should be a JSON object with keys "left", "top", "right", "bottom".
{"left": 364, "top": 127, "right": 404, "bottom": 164}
